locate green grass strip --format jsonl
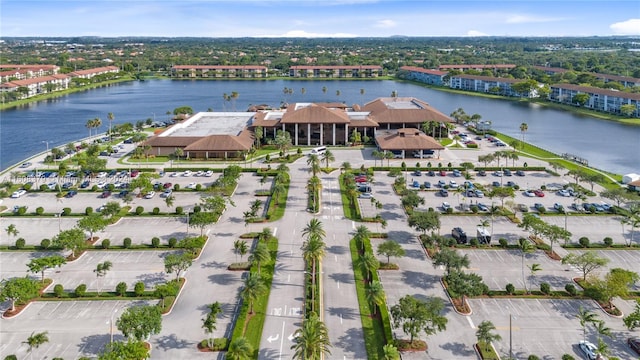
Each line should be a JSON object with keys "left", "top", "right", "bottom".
{"left": 349, "top": 238, "right": 392, "bottom": 360}
{"left": 230, "top": 236, "right": 278, "bottom": 358}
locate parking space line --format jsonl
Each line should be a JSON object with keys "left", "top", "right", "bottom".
{"left": 466, "top": 316, "right": 475, "bottom": 329}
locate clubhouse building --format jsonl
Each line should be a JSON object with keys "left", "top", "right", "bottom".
{"left": 143, "top": 97, "right": 452, "bottom": 159}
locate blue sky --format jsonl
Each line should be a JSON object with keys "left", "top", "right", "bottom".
{"left": 2, "top": 0, "right": 639, "bottom": 37}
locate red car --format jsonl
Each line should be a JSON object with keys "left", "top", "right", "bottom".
{"left": 533, "top": 190, "right": 545, "bottom": 197}
{"left": 163, "top": 182, "right": 173, "bottom": 189}
{"left": 131, "top": 170, "right": 140, "bottom": 177}
{"left": 439, "top": 170, "right": 447, "bottom": 176}
{"left": 99, "top": 191, "right": 111, "bottom": 198}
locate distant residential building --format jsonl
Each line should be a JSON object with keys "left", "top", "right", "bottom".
{"left": 449, "top": 74, "right": 535, "bottom": 97}
{"left": 532, "top": 65, "right": 568, "bottom": 76}
{"left": 171, "top": 65, "right": 268, "bottom": 78}
{"left": 68, "top": 66, "right": 120, "bottom": 79}
{"left": 0, "top": 64, "right": 60, "bottom": 82}
{"left": 399, "top": 66, "right": 447, "bottom": 86}
{"left": 438, "top": 64, "right": 516, "bottom": 71}
{"left": 0, "top": 74, "right": 70, "bottom": 97}
{"left": 288, "top": 65, "right": 382, "bottom": 78}
{"left": 549, "top": 83, "right": 640, "bottom": 117}
{"left": 533, "top": 66, "right": 640, "bottom": 88}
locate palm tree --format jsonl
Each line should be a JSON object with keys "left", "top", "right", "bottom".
{"left": 576, "top": 306, "right": 598, "bottom": 342}
{"left": 107, "top": 112, "right": 114, "bottom": 141}
{"left": 520, "top": 122, "right": 528, "bottom": 143}
{"left": 360, "top": 88, "right": 365, "bottom": 103}
{"left": 307, "top": 176, "right": 322, "bottom": 211}
{"left": 353, "top": 225, "right": 372, "bottom": 253}
{"left": 234, "top": 240, "right": 248, "bottom": 262}
{"left": 241, "top": 273, "right": 267, "bottom": 314}
{"left": 94, "top": 261, "right": 112, "bottom": 295}
{"left": 272, "top": 182, "right": 286, "bottom": 205}
{"left": 302, "top": 219, "right": 326, "bottom": 241}
{"left": 518, "top": 238, "right": 534, "bottom": 293}
{"left": 258, "top": 227, "right": 273, "bottom": 242}
{"left": 86, "top": 118, "right": 95, "bottom": 138}
{"left": 355, "top": 252, "right": 379, "bottom": 283}
{"left": 594, "top": 320, "right": 612, "bottom": 341}
{"left": 230, "top": 91, "right": 239, "bottom": 111}
{"left": 383, "top": 343, "right": 400, "bottom": 360}
{"left": 227, "top": 336, "right": 253, "bottom": 360}
{"left": 321, "top": 149, "right": 335, "bottom": 168}
{"left": 528, "top": 263, "right": 542, "bottom": 293}
{"left": 23, "top": 331, "right": 49, "bottom": 360}
{"left": 475, "top": 321, "right": 502, "bottom": 352}
{"left": 307, "top": 154, "right": 321, "bottom": 176}
{"left": 164, "top": 194, "right": 175, "bottom": 210}
{"left": 291, "top": 312, "right": 332, "bottom": 360}
{"left": 202, "top": 301, "right": 222, "bottom": 349}
{"left": 302, "top": 236, "right": 326, "bottom": 311}
{"left": 366, "top": 280, "right": 385, "bottom": 315}
{"left": 249, "top": 242, "right": 270, "bottom": 274}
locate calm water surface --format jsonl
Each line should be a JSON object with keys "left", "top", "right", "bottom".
{"left": 1, "top": 79, "right": 638, "bottom": 174}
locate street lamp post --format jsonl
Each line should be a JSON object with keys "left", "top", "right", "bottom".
{"left": 509, "top": 313, "right": 513, "bottom": 360}
{"left": 110, "top": 308, "right": 119, "bottom": 343}
{"left": 42, "top": 140, "right": 51, "bottom": 164}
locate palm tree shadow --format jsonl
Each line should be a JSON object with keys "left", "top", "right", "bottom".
{"left": 153, "top": 333, "right": 194, "bottom": 351}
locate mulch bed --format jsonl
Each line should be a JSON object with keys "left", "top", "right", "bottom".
{"left": 396, "top": 339, "right": 427, "bottom": 352}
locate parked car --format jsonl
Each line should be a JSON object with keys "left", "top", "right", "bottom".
{"left": 441, "top": 202, "right": 451, "bottom": 211}
{"left": 160, "top": 189, "right": 173, "bottom": 198}
{"left": 182, "top": 170, "right": 192, "bottom": 177}
{"left": 451, "top": 227, "right": 468, "bottom": 244}
{"left": 96, "top": 181, "right": 108, "bottom": 189}
{"left": 439, "top": 170, "right": 446, "bottom": 176}
{"left": 205, "top": 170, "right": 214, "bottom": 177}
{"left": 11, "top": 189, "right": 27, "bottom": 198}
{"left": 515, "top": 170, "right": 525, "bottom": 176}
{"left": 449, "top": 180, "right": 459, "bottom": 188}
{"left": 65, "top": 190, "right": 78, "bottom": 198}
{"left": 492, "top": 171, "right": 503, "bottom": 177}
{"left": 186, "top": 182, "right": 197, "bottom": 189}
{"left": 533, "top": 190, "right": 545, "bottom": 197}
{"left": 80, "top": 180, "right": 90, "bottom": 188}
{"left": 628, "top": 337, "right": 640, "bottom": 355}
{"left": 524, "top": 190, "right": 536, "bottom": 197}
{"left": 578, "top": 340, "right": 599, "bottom": 360}
{"left": 99, "top": 191, "right": 111, "bottom": 199}
{"left": 492, "top": 181, "right": 501, "bottom": 187}
{"left": 412, "top": 181, "right": 420, "bottom": 188}
{"left": 170, "top": 172, "right": 179, "bottom": 177}
{"left": 517, "top": 203, "right": 528, "bottom": 212}
{"left": 130, "top": 170, "right": 139, "bottom": 177}
{"left": 506, "top": 181, "right": 516, "bottom": 187}
{"left": 195, "top": 170, "right": 204, "bottom": 177}
{"left": 427, "top": 170, "right": 435, "bottom": 177}
{"left": 358, "top": 192, "right": 373, "bottom": 199}
{"left": 96, "top": 172, "right": 107, "bottom": 178}
{"left": 477, "top": 203, "right": 489, "bottom": 211}
{"left": 557, "top": 189, "right": 572, "bottom": 197}
{"left": 503, "top": 169, "right": 512, "bottom": 176}
{"left": 452, "top": 169, "right": 462, "bottom": 177}
{"left": 463, "top": 181, "right": 474, "bottom": 189}
{"left": 534, "top": 203, "right": 545, "bottom": 211}
{"left": 423, "top": 181, "right": 431, "bottom": 189}
{"left": 20, "top": 162, "right": 32, "bottom": 168}
{"left": 553, "top": 203, "right": 565, "bottom": 212}
{"left": 118, "top": 190, "right": 129, "bottom": 198}
{"left": 437, "top": 180, "right": 446, "bottom": 188}
{"left": 439, "top": 189, "right": 449, "bottom": 197}
{"left": 47, "top": 182, "right": 58, "bottom": 190}
{"left": 163, "top": 182, "right": 173, "bottom": 189}
{"left": 473, "top": 189, "right": 484, "bottom": 198}
{"left": 477, "top": 170, "right": 486, "bottom": 176}
{"left": 413, "top": 170, "right": 422, "bottom": 177}
{"left": 144, "top": 191, "right": 156, "bottom": 199}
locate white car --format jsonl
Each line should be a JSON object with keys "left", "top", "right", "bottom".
{"left": 358, "top": 192, "right": 373, "bottom": 199}
{"left": 449, "top": 180, "right": 459, "bottom": 188}
{"left": 182, "top": 170, "right": 192, "bottom": 177}
{"left": 557, "top": 189, "right": 572, "bottom": 197}
{"left": 47, "top": 182, "right": 58, "bottom": 190}
{"left": 578, "top": 340, "right": 599, "bottom": 360}
{"left": 96, "top": 181, "right": 108, "bottom": 189}
{"left": 442, "top": 202, "right": 451, "bottom": 211}
{"left": 11, "top": 189, "right": 27, "bottom": 198}
{"left": 185, "top": 182, "right": 197, "bottom": 189}
{"left": 96, "top": 172, "right": 107, "bottom": 178}
{"left": 160, "top": 189, "right": 173, "bottom": 198}
{"left": 195, "top": 170, "right": 204, "bottom": 177}
{"left": 204, "top": 170, "right": 214, "bottom": 177}
{"left": 144, "top": 191, "right": 156, "bottom": 199}
{"left": 170, "top": 172, "right": 179, "bottom": 177}
{"left": 523, "top": 190, "right": 536, "bottom": 197}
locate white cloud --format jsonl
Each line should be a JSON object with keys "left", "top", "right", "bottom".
{"left": 505, "top": 14, "right": 565, "bottom": 24}
{"left": 610, "top": 19, "right": 640, "bottom": 35}
{"left": 258, "top": 30, "right": 359, "bottom": 38}
{"left": 466, "top": 30, "right": 488, "bottom": 37}
{"left": 375, "top": 19, "right": 396, "bottom": 28}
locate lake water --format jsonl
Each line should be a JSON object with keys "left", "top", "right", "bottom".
{"left": 1, "top": 79, "right": 639, "bottom": 174}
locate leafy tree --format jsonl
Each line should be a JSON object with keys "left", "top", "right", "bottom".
{"left": 189, "top": 211, "right": 217, "bottom": 236}
{"left": 445, "top": 270, "right": 489, "bottom": 303}
{"left": 274, "top": 129, "right": 292, "bottom": 155}
{"left": 227, "top": 336, "right": 253, "bottom": 360}
{"left": 589, "top": 268, "right": 639, "bottom": 310}
{"left": 241, "top": 273, "right": 267, "bottom": 314}
{"left": 116, "top": 305, "right": 162, "bottom": 341}
{"left": 177, "top": 236, "right": 206, "bottom": 256}
{"left": 475, "top": 321, "right": 502, "bottom": 352}
{"left": 377, "top": 240, "right": 405, "bottom": 265}
{"left": 408, "top": 210, "right": 440, "bottom": 235}
{"left": 202, "top": 301, "right": 222, "bottom": 349}
{"left": 26, "top": 255, "right": 66, "bottom": 282}
{"left": 432, "top": 248, "right": 470, "bottom": 276}
{"left": 489, "top": 186, "right": 515, "bottom": 208}
{"left": 100, "top": 201, "right": 122, "bottom": 218}
{"left": 390, "top": 295, "right": 448, "bottom": 343}
{"left": 541, "top": 224, "right": 572, "bottom": 254}
{"left": 401, "top": 191, "right": 425, "bottom": 210}
{"left": 98, "top": 339, "right": 149, "bottom": 360}
{"left": 164, "top": 252, "right": 193, "bottom": 279}
{"left": 517, "top": 238, "right": 534, "bottom": 293}
{"left": 154, "top": 281, "right": 179, "bottom": 308}
{"left": 23, "top": 331, "right": 49, "bottom": 360}
{"left": 77, "top": 213, "right": 108, "bottom": 241}
{"left": 0, "top": 277, "right": 40, "bottom": 312}
{"left": 623, "top": 300, "right": 640, "bottom": 330}
{"left": 600, "top": 187, "right": 633, "bottom": 207}
{"left": 291, "top": 312, "right": 332, "bottom": 360}
{"left": 248, "top": 242, "right": 271, "bottom": 274}
{"left": 562, "top": 252, "right": 609, "bottom": 281}
{"left": 53, "top": 227, "right": 86, "bottom": 258}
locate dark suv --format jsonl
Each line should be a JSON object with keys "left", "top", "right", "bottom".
{"left": 629, "top": 338, "right": 640, "bottom": 355}
{"left": 451, "top": 227, "right": 468, "bottom": 244}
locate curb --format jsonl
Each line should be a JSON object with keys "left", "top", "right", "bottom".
{"left": 162, "top": 277, "right": 187, "bottom": 317}
{"left": 440, "top": 278, "right": 473, "bottom": 316}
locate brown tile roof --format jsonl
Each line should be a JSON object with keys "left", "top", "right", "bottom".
{"left": 280, "top": 104, "right": 350, "bottom": 124}
{"left": 362, "top": 98, "right": 452, "bottom": 124}
{"left": 551, "top": 83, "right": 640, "bottom": 101}
{"left": 375, "top": 129, "right": 444, "bottom": 151}
{"left": 69, "top": 66, "right": 119, "bottom": 76}
{"left": 250, "top": 111, "right": 281, "bottom": 128}
{"left": 172, "top": 65, "right": 267, "bottom": 70}
{"left": 144, "top": 136, "right": 200, "bottom": 147}
{"left": 438, "top": 64, "right": 516, "bottom": 70}
{"left": 184, "top": 130, "right": 254, "bottom": 151}
{"left": 290, "top": 65, "right": 382, "bottom": 70}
